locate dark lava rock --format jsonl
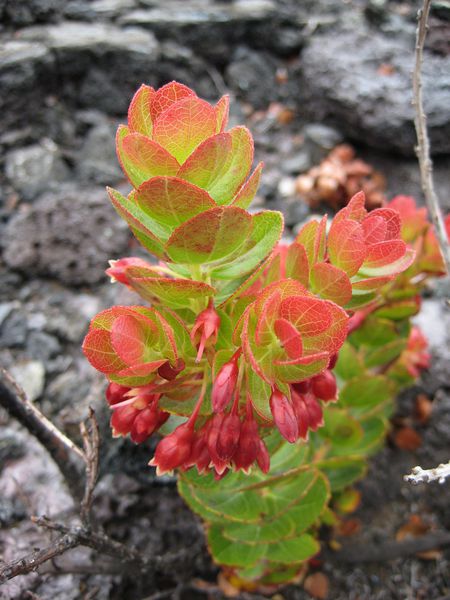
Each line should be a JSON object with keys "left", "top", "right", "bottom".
{"left": 225, "top": 46, "right": 279, "bottom": 108}
{"left": 1, "top": 185, "right": 130, "bottom": 286}
{"left": 298, "top": 27, "right": 450, "bottom": 155}
{"left": 76, "top": 119, "right": 122, "bottom": 184}
{"left": 5, "top": 139, "right": 70, "bottom": 201}
{"left": 2, "top": 0, "right": 63, "bottom": 27}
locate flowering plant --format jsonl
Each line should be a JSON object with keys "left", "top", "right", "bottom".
{"left": 82, "top": 82, "right": 445, "bottom": 587}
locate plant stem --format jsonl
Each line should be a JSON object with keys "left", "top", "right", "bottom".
{"left": 413, "top": 0, "right": 450, "bottom": 275}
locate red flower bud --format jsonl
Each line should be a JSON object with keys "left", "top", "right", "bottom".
{"left": 187, "top": 429, "right": 211, "bottom": 474}
{"left": 106, "top": 257, "right": 151, "bottom": 286}
{"left": 328, "top": 353, "right": 339, "bottom": 370}
{"left": 311, "top": 370, "right": 337, "bottom": 402}
{"left": 303, "top": 393, "right": 324, "bottom": 431}
{"left": 191, "top": 303, "right": 221, "bottom": 362}
{"left": 149, "top": 422, "right": 195, "bottom": 475}
{"left": 158, "top": 358, "right": 185, "bottom": 381}
{"left": 270, "top": 388, "right": 299, "bottom": 443}
{"left": 216, "top": 413, "right": 241, "bottom": 461}
{"left": 291, "top": 380, "right": 311, "bottom": 394}
{"left": 256, "top": 439, "right": 270, "bottom": 474}
{"left": 130, "top": 405, "right": 169, "bottom": 444}
{"left": 207, "top": 414, "right": 230, "bottom": 474}
{"left": 291, "top": 389, "right": 310, "bottom": 440}
{"left": 233, "top": 417, "right": 259, "bottom": 472}
{"left": 211, "top": 354, "right": 239, "bottom": 413}
{"left": 111, "top": 404, "right": 139, "bottom": 436}
{"left": 105, "top": 382, "right": 130, "bottom": 406}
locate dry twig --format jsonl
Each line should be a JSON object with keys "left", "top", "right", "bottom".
{"left": 413, "top": 0, "right": 450, "bottom": 275}
{"left": 404, "top": 462, "right": 450, "bottom": 485}
{"left": 335, "top": 530, "right": 450, "bottom": 563}
{"left": 0, "top": 367, "right": 85, "bottom": 500}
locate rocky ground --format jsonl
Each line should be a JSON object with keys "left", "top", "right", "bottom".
{"left": 0, "top": 0, "right": 450, "bottom": 598}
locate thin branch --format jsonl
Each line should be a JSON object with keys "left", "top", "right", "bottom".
{"left": 0, "top": 368, "right": 85, "bottom": 500}
{"left": 413, "top": 0, "right": 450, "bottom": 275}
{"left": 335, "top": 530, "right": 450, "bottom": 563}
{"left": 0, "top": 533, "right": 80, "bottom": 583}
{"left": 80, "top": 408, "right": 100, "bottom": 526}
{"left": 404, "top": 461, "right": 450, "bottom": 484}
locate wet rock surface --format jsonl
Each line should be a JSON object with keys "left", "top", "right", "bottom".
{"left": 0, "top": 1, "right": 449, "bottom": 599}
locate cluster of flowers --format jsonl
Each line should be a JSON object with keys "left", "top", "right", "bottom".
{"left": 104, "top": 356, "right": 338, "bottom": 477}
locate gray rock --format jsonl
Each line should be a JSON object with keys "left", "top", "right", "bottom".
{"left": 303, "top": 124, "right": 344, "bottom": 164}
{"left": 2, "top": 185, "right": 130, "bottom": 286}
{"left": 0, "top": 309, "right": 28, "bottom": 348}
{"left": 2, "top": 0, "right": 63, "bottom": 26}
{"left": 226, "top": 47, "right": 278, "bottom": 109}
{"left": 298, "top": 27, "right": 450, "bottom": 155}
{"left": 5, "top": 139, "right": 70, "bottom": 201}
{"left": 76, "top": 120, "right": 122, "bottom": 184}
{"left": 10, "top": 360, "right": 46, "bottom": 401}
{"left": 26, "top": 330, "right": 61, "bottom": 363}
{"left": 46, "top": 370, "right": 92, "bottom": 411}
{"left": 282, "top": 151, "right": 312, "bottom": 175}
{"left": 0, "top": 40, "right": 55, "bottom": 135}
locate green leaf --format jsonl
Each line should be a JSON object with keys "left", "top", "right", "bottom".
{"left": 107, "top": 187, "right": 167, "bottom": 258}
{"left": 178, "top": 127, "right": 254, "bottom": 205}
{"left": 211, "top": 211, "right": 283, "bottom": 279}
{"left": 320, "top": 457, "right": 367, "bottom": 491}
{"left": 136, "top": 177, "right": 216, "bottom": 241}
{"left": 334, "top": 343, "right": 364, "bottom": 380}
{"left": 364, "top": 339, "right": 407, "bottom": 368}
{"left": 374, "top": 300, "right": 420, "bottom": 320}
{"left": 319, "top": 408, "right": 364, "bottom": 450}
{"left": 116, "top": 126, "right": 179, "bottom": 188}
{"left": 339, "top": 375, "right": 393, "bottom": 412}
{"left": 265, "top": 534, "right": 319, "bottom": 564}
{"left": 246, "top": 369, "right": 273, "bottom": 421}
{"left": 207, "top": 525, "right": 266, "bottom": 568}
{"left": 125, "top": 267, "right": 216, "bottom": 310}
{"left": 165, "top": 206, "right": 252, "bottom": 265}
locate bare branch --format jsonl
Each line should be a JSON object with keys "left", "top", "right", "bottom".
{"left": 413, "top": 0, "right": 450, "bottom": 275}
{"left": 0, "top": 368, "right": 85, "bottom": 500}
{"left": 335, "top": 530, "right": 450, "bottom": 563}
{"left": 404, "top": 461, "right": 450, "bottom": 484}
{"left": 0, "top": 533, "right": 80, "bottom": 583}
{"left": 80, "top": 408, "right": 100, "bottom": 526}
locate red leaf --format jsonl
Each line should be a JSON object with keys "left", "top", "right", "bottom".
{"left": 279, "top": 296, "right": 332, "bottom": 337}
{"left": 153, "top": 97, "right": 217, "bottom": 163}
{"left": 310, "top": 262, "right": 352, "bottom": 306}
{"left": 117, "top": 127, "right": 180, "bottom": 187}
{"left": 231, "top": 162, "right": 263, "bottom": 210}
{"left": 369, "top": 207, "right": 401, "bottom": 240}
{"left": 364, "top": 239, "right": 407, "bottom": 268}
{"left": 150, "top": 81, "right": 195, "bottom": 122}
{"left": 128, "top": 84, "right": 154, "bottom": 136}
{"left": 285, "top": 242, "right": 310, "bottom": 286}
{"left": 82, "top": 329, "right": 126, "bottom": 374}
{"left": 110, "top": 314, "right": 158, "bottom": 365}
{"left": 302, "top": 301, "right": 348, "bottom": 354}
{"left": 136, "top": 176, "right": 216, "bottom": 231}
{"left": 334, "top": 190, "right": 367, "bottom": 224}
{"left": 361, "top": 215, "right": 387, "bottom": 245}
{"left": 274, "top": 317, "right": 303, "bottom": 359}
{"left": 327, "top": 218, "right": 366, "bottom": 276}
{"left": 215, "top": 94, "right": 229, "bottom": 132}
